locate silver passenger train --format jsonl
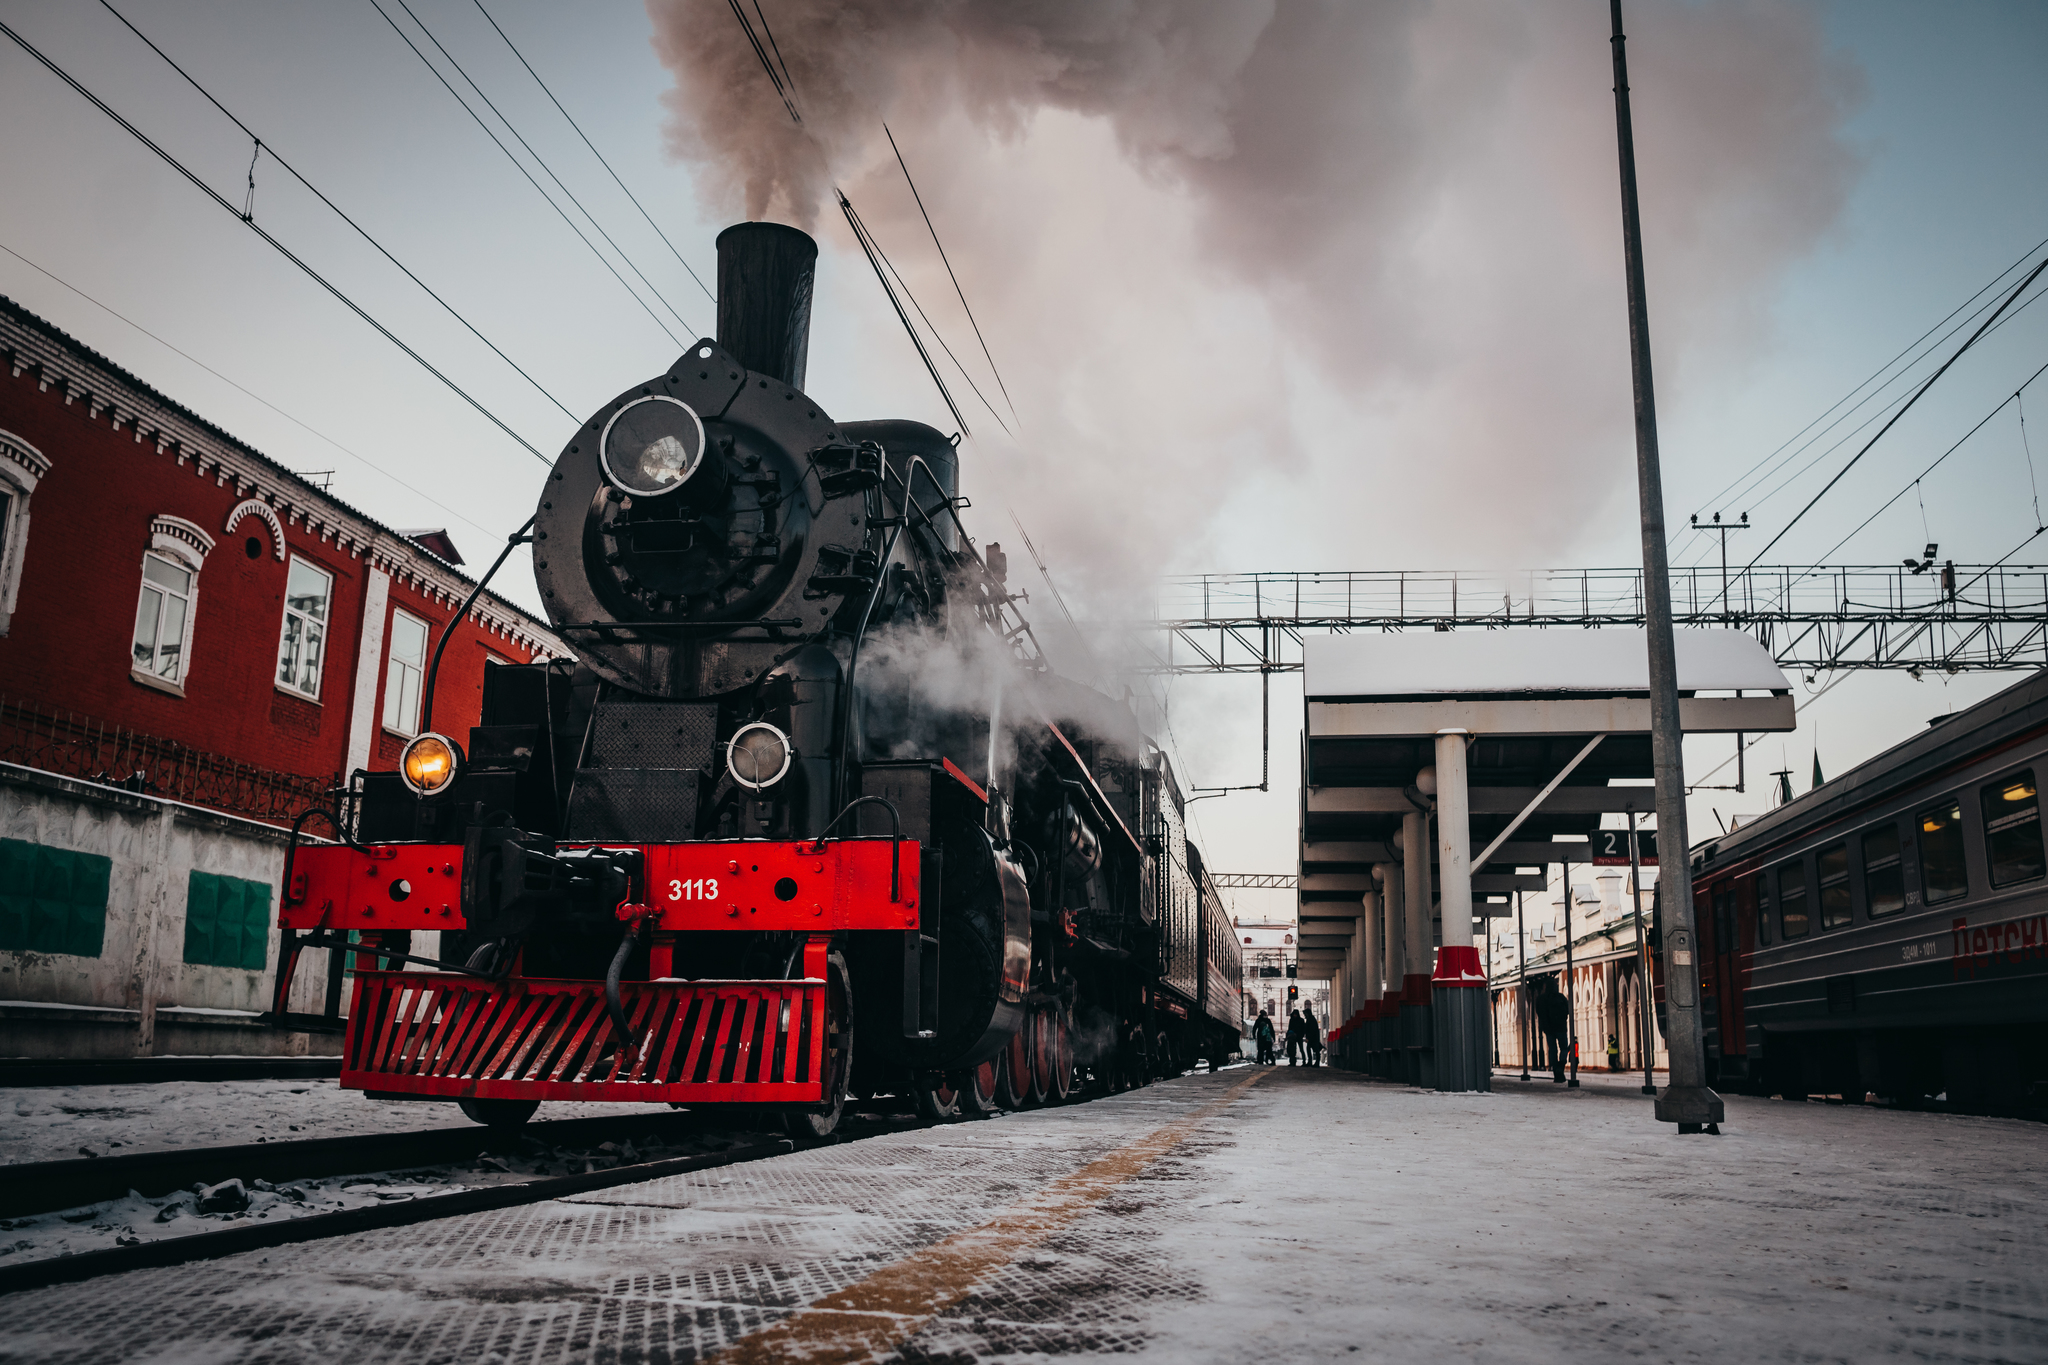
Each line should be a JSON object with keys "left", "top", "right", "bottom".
{"left": 1690, "top": 668, "right": 2048, "bottom": 1113}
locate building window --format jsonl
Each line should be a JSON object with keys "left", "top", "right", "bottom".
{"left": 277, "top": 556, "right": 334, "bottom": 699}
{"left": 1777, "top": 860, "right": 1809, "bottom": 940}
{"left": 0, "top": 428, "right": 51, "bottom": 636}
{"left": 132, "top": 552, "right": 193, "bottom": 683}
{"left": 1818, "top": 844, "right": 1851, "bottom": 930}
{"left": 1981, "top": 770, "right": 2044, "bottom": 888}
{"left": 1862, "top": 823, "right": 1905, "bottom": 918}
{"left": 382, "top": 610, "right": 429, "bottom": 736}
{"left": 1917, "top": 800, "right": 1969, "bottom": 904}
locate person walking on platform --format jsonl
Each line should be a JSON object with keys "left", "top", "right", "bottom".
{"left": 1285, "top": 1008, "right": 1305, "bottom": 1066}
{"left": 1607, "top": 1033, "right": 1621, "bottom": 1072}
{"left": 1533, "top": 979, "right": 1569, "bottom": 1083}
{"left": 1252, "top": 1009, "right": 1277, "bottom": 1066}
{"left": 1302, "top": 1008, "right": 1323, "bottom": 1067}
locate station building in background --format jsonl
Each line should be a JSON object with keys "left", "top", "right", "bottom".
{"left": 0, "top": 295, "right": 563, "bottom": 1058}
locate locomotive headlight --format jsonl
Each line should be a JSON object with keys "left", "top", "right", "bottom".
{"left": 600, "top": 395, "right": 707, "bottom": 497}
{"left": 727, "top": 722, "right": 793, "bottom": 790}
{"left": 399, "top": 732, "right": 464, "bottom": 798}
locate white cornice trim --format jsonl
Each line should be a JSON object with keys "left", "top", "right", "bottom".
{"left": 0, "top": 426, "right": 51, "bottom": 488}
{"left": 150, "top": 513, "right": 216, "bottom": 566}
{"left": 2, "top": 318, "right": 565, "bottom": 660}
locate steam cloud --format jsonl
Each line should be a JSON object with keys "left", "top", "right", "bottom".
{"left": 644, "top": 0, "right": 1863, "bottom": 617}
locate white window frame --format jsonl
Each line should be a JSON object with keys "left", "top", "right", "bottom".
{"left": 276, "top": 555, "right": 335, "bottom": 702}
{"left": 130, "top": 516, "right": 213, "bottom": 696}
{"left": 381, "top": 608, "right": 429, "bottom": 737}
{"left": 0, "top": 428, "right": 52, "bottom": 637}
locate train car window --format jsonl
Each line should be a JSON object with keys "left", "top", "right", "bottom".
{"left": 1817, "top": 845, "right": 1851, "bottom": 930}
{"left": 1777, "top": 860, "right": 1810, "bottom": 939}
{"left": 1981, "top": 771, "right": 2045, "bottom": 888}
{"left": 1916, "top": 801, "right": 1969, "bottom": 904}
{"left": 1711, "top": 883, "right": 1735, "bottom": 953}
{"left": 1862, "top": 823, "right": 1906, "bottom": 918}
{"left": 1756, "top": 876, "right": 1771, "bottom": 946}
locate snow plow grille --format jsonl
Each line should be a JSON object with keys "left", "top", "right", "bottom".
{"left": 339, "top": 971, "right": 827, "bottom": 1103}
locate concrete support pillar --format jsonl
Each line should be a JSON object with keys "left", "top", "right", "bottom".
{"left": 1360, "top": 886, "right": 1382, "bottom": 1078}
{"left": 1401, "top": 810, "right": 1433, "bottom": 1086}
{"left": 1379, "top": 861, "right": 1404, "bottom": 1080}
{"left": 1430, "top": 729, "right": 1490, "bottom": 1091}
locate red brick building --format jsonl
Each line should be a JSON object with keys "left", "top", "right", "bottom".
{"left": 0, "top": 295, "right": 563, "bottom": 824}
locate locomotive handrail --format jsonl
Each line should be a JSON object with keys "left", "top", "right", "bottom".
{"left": 420, "top": 514, "right": 536, "bottom": 735}
{"left": 814, "top": 795, "right": 904, "bottom": 902}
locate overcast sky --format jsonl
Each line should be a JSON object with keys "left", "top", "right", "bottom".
{"left": 2, "top": 1, "right": 2044, "bottom": 878}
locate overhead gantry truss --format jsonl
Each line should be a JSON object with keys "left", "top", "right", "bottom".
{"left": 1139, "top": 565, "right": 2048, "bottom": 674}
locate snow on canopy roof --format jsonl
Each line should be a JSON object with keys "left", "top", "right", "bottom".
{"left": 1303, "top": 628, "right": 1788, "bottom": 698}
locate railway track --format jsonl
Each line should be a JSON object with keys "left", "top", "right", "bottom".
{"left": 0, "top": 1056, "right": 343, "bottom": 1087}
{"left": 0, "top": 1106, "right": 938, "bottom": 1296}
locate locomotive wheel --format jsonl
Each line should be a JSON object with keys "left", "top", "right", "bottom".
{"left": 912, "top": 1071, "right": 965, "bottom": 1122}
{"left": 457, "top": 1097, "right": 539, "bottom": 1130}
{"left": 997, "top": 1019, "right": 1037, "bottom": 1108}
{"left": 1031, "top": 1011, "right": 1057, "bottom": 1099}
{"left": 782, "top": 948, "right": 853, "bottom": 1140}
{"left": 958, "top": 1060, "right": 1001, "bottom": 1118}
{"left": 1047, "top": 1016, "right": 1074, "bottom": 1102}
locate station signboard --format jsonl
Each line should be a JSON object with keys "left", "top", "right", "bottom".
{"left": 1590, "top": 829, "right": 1657, "bottom": 865}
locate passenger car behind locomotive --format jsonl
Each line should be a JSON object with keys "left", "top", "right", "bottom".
{"left": 270, "top": 223, "right": 1241, "bottom": 1133}
{"left": 1690, "top": 667, "right": 2048, "bottom": 1114}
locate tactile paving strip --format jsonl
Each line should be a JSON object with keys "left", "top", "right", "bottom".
{"left": 0, "top": 1075, "right": 1252, "bottom": 1364}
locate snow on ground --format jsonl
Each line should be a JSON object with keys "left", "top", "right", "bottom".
{"left": 0, "top": 1078, "right": 676, "bottom": 1165}
{"left": 2, "top": 1066, "right": 2042, "bottom": 1361}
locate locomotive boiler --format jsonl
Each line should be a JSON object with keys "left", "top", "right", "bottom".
{"left": 270, "top": 223, "right": 1241, "bottom": 1134}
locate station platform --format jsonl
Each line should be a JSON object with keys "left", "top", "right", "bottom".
{"left": 5, "top": 1065, "right": 2044, "bottom": 1362}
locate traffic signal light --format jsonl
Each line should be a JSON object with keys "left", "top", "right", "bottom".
{"left": 1287, "top": 984, "right": 1299, "bottom": 1006}
{"left": 1286, "top": 963, "right": 1298, "bottom": 978}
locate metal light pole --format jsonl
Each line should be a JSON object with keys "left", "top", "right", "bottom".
{"left": 1563, "top": 858, "right": 1578, "bottom": 1089}
{"left": 1627, "top": 808, "right": 1656, "bottom": 1095}
{"left": 1608, "top": 0, "right": 1722, "bottom": 1131}
{"left": 1516, "top": 889, "right": 1531, "bottom": 1081}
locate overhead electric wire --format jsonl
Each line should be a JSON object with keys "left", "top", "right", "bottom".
{"left": 726, "top": 0, "right": 801, "bottom": 124}
{"left": 1734, "top": 254, "right": 2048, "bottom": 588}
{"left": 367, "top": 0, "right": 691, "bottom": 350}
{"left": 1699, "top": 282, "right": 2048, "bottom": 549}
{"left": 469, "top": 0, "right": 715, "bottom": 308}
{"left": 885, "top": 124, "right": 1019, "bottom": 428}
{"left": 0, "top": 239, "right": 512, "bottom": 546}
{"left": 388, "top": 0, "right": 699, "bottom": 340}
{"left": 865, "top": 219, "right": 1012, "bottom": 438}
{"left": 1799, "top": 358, "right": 2048, "bottom": 569}
{"left": 0, "top": 17, "right": 549, "bottom": 461}
{"left": 1688, "top": 232, "right": 2048, "bottom": 528}
{"left": 838, "top": 192, "right": 970, "bottom": 437}
{"left": 96, "top": 0, "right": 576, "bottom": 424}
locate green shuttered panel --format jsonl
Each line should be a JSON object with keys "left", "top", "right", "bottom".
{"left": 0, "top": 838, "right": 112, "bottom": 957}
{"left": 183, "top": 871, "right": 272, "bottom": 971}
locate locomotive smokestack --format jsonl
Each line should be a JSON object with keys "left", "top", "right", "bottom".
{"left": 715, "top": 222, "right": 817, "bottom": 390}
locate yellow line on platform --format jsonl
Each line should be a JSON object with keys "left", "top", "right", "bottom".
{"left": 713, "top": 1069, "right": 1268, "bottom": 1364}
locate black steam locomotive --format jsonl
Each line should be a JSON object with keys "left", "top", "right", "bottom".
{"left": 274, "top": 223, "right": 1241, "bottom": 1134}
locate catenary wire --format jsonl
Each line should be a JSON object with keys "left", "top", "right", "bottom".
{"left": 367, "top": 0, "right": 690, "bottom": 350}
{"left": 1687, "top": 232, "right": 2048, "bottom": 526}
{"left": 1733, "top": 255, "right": 2048, "bottom": 588}
{"left": 885, "top": 125, "right": 1019, "bottom": 428}
{"left": 97, "top": 0, "right": 577, "bottom": 424}
{"left": 470, "top": 0, "right": 715, "bottom": 308}
{"left": 867, "top": 219, "right": 1012, "bottom": 438}
{"left": 0, "top": 17, "right": 549, "bottom": 462}
{"left": 388, "top": 0, "right": 699, "bottom": 339}
{"left": 837, "top": 193, "right": 969, "bottom": 437}
{"left": 0, "top": 239, "right": 513, "bottom": 547}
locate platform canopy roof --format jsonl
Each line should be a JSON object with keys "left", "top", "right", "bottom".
{"left": 1293, "top": 629, "right": 1794, "bottom": 964}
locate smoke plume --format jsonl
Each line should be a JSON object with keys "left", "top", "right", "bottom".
{"left": 645, "top": 0, "right": 1863, "bottom": 614}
